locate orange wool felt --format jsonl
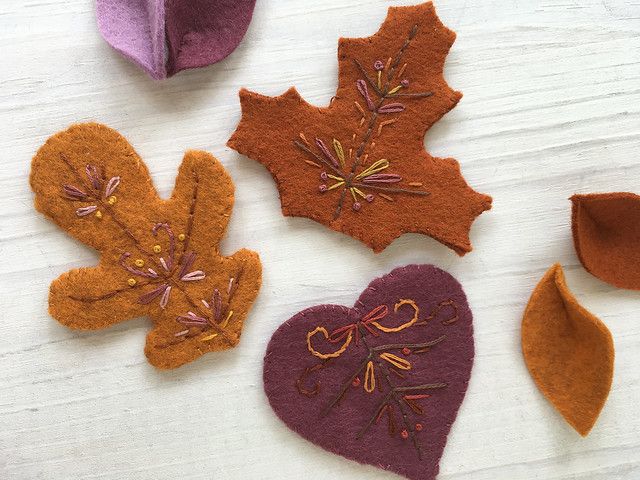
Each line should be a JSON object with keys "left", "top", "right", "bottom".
{"left": 30, "top": 123, "right": 262, "bottom": 369}
{"left": 571, "top": 192, "right": 640, "bottom": 290}
{"left": 521, "top": 264, "right": 614, "bottom": 436}
{"left": 227, "top": 2, "right": 491, "bottom": 255}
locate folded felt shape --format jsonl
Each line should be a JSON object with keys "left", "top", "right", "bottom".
{"left": 228, "top": 2, "right": 491, "bottom": 254}
{"left": 264, "top": 264, "right": 474, "bottom": 480}
{"left": 521, "top": 263, "right": 614, "bottom": 436}
{"left": 96, "top": 0, "right": 256, "bottom": 79}
{"left": 572, "top": 192, "right": 640, "bottom": 290}
{"left": 30, "top": 123, "right": 261, "bottom": 369}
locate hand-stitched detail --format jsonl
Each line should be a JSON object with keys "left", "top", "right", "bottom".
{"left": 293, "top": 29, "right": 433, "bottom": 218}
{"left": 31, "top": 123, "right": 262, "bottom": 369}
{"left": 227, "top": 3, "right": 492, "bottom": 255}
{"left": 300, "top": 297, "right": 458, "bottom": 458}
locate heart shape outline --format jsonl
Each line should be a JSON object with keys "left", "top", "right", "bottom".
{"left": 264, "top": 264, "right": 474, "bottom": 480}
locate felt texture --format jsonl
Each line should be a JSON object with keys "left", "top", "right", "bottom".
{"left": 165, "top": 0, "right": 256, "bottom": 76}
{"left": 30, "top": 123, "right": 262, "bottom": 369}
{"left": 521, "top": 264, "right": 614, "bottom": 436}
{"left": 571, "top": 192, "right": 640, "bottom": 290}
{"left": 97, "top": 0, "right": 166, "bottom": 79}
{"left": 96, "top": 0, "right": 256, "bottom": 79}
{"left": 263, "top": 264, "right": 474, "bottom": 480}
{"left": 228, "top": 2, "right": 492, "bottom": 255}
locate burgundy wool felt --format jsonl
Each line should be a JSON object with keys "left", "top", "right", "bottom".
{"left": 165, "top": 0, "right": 256, "bottom": 76}
{"left": 263, "top": 265, "right": 474, "bottom": 480}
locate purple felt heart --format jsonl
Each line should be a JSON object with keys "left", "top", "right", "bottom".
{"left": 96, "top": 0, "right": 256, "bottom": 79}
{"left": 263, "top": 265, "right": 474, "bottom": 480}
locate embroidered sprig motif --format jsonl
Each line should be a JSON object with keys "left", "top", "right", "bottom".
{"left": 294, "top": 46, "right": 433, "bottom": 218}
{"left": 228, "top": 3, "right": 492, "bottom": 254}
{"left": 30, "top": 123, "right": 262, "bottom": 369}
{"left": 297, "top": 298, "right": 459, "bottom": 458}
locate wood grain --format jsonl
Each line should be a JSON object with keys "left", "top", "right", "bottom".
{"left": 1, "top": 0, "right": 639, "bottom": 478}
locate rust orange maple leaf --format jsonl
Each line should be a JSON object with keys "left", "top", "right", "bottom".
{"left": 30, "top": 123, "right": 262, "bottom": 369}
{"left": 228, "top": 2, "right": 491, "bottom": 254}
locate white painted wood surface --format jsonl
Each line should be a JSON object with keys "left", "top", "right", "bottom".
{"left": 1, "top": 0, "right": 639, "bottom": 478}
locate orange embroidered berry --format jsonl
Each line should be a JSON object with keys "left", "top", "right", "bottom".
{"left": 127, "top": 278, "right": 137, "bottom": 287}
{"left": 415, "top": 423, "right": 423, "bottom": 431}
{"left": 402, "top": 347, "right": 411, "bottom": 355}
{"left": 107, "top": 195, "right": 117, "bottom": 205}
{"left": 134, "top": 259, "right": 144, "bottom": 267}
{"left": 352, "top": 377, "right": 361, "bottom": 387}
{"left": 178, "top": 233, "right": 186, "bottom": 241}
{"left": 401, "top": 429, "right": 409, "bottom": 439}
{"left": 153, "top": 244, "right": 161, "bottom": 253}
{"left": 95, "top": 210, "right": 103, "bottom": 219}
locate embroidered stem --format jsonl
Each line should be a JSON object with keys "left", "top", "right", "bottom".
{"left": 295, "top": 24, "right": 433, "bottom": 218}
{"left": 59, "top": 154, "right": 235, "bottom": 346}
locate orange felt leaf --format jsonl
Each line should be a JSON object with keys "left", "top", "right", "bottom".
{"left": 521, "top": 264, "right": 614, "bottom": 436}
{"left": 30, "top": 123, "right": 262, "bottom": 369}
{"left": 227, "top": 2, "right": 491, "bottom": 254}
{"left": 571, "top": 192, "right": 640, "bottom": 289}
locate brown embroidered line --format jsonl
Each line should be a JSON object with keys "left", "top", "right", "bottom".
{"left": 294, "top": 23, "right": 433, "bottom": 219}
{"left": 171, "top": 263, "right": 246, "bottom": 346}
{"left": 181, "top": 169, "right": 198, "bottom": 254}
{"left": 416, "top": 300, "right": 459, "bottom": 326}
{"left": 296, "top": 363, "right": 325, "bottom": 397}
{"left": 319, "top": 335, "right": 445, "bottom": 417}
{"left": 357, "top": 331, "right": 446, "bottom": 459}
{"left": 68, "top": 279, "right": 153, "bottom": 302}
{"left": 59, "top": 154, "right": 235, "bottom": 346}
{"left": 306, "top": 294, "right": 452, "bottom": 458}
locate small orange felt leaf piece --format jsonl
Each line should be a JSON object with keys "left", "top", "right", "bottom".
{"left": 522, "top": 264, "right": 614, "bottom": 436}
{"left": 571, "top": 193, "right": 640, "bottom": 289}
{"left": 30, "top": 123, "right": 262, "bottom": 369}
{"left": 227, "top": 2, "right": 491, "bottom": 254}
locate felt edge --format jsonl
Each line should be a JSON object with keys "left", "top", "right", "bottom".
{"left": 165, "top": 0, "right": 257, "bottom": 76}
{"left": 31, "top": 122, "right": 263, "bottom": 368}
{"left": 29, "top": 122, "right": 156, "bottom": 230}
{"left": 521, "top": 263, "right": 615, "bottom": 436}
{"left": 359, "top": 263, "right": 474, "bottom": 476}
{"left": 262, "top": 264, "right": 474, "bottom": 478}
{"left": 228, "top": 89, "right": 488, "bottom": 255}
{"left": 227, "top": 1, "right": 492, "bottom": 255}
{"left": 570, "top": 192, "right": 640, "bottom": 290}
{"left": 95, "top": 0, "right": 167, "bottom": 80}
{"left": 148, "top": 247, "right": 262, "bottom": 370}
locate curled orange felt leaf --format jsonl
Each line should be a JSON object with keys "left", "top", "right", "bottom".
{"left": 521, "top": 264, "right": 614, "bottom": 436}
{"left": 571, "top": 193, "right": 640, "bottom": 290}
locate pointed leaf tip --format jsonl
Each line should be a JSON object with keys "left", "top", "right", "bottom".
{"left": 571, "top": 192, "right": 640, "bottom": 290}
{"left": 522, "top": 264, "right": 614, "bottom": 436}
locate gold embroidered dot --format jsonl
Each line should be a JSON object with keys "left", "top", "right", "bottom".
{"left": 153, "top": 244, "right": 162, "bottom": 253}
{"left": 108, "top": 195, "right": 117, "bottom": 205}
{"left": 177, "top": 233, "right": 186, "bottom": 242}
{"left": 95, "top": 210, "right": 103, "bottom": 219}
{"left": 134, "top": 259, "right": 144, "bottom": 267}
{"left": 127, "top": 278, "right": 137, "bottom": 287}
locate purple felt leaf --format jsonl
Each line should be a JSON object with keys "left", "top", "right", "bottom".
{"left": 96, "top": 0, "right": 166, "bottom": 79}
{"left": 263, "top": 265, "right": 474, "bottom": 480}
{"left": 95, "top": 0, "right": 256, "bottom": 79}
{"left": 165, "top": 0, "right": 256, "bottom": 76}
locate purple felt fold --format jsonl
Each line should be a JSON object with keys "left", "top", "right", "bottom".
{"left": 165, "top": 0, "right": 256, "bottom": 76}
{"left": 95, "top": 0, "right": 256, "bottom": 79}
{"left": 263, "top": 265, "right": 475, "bottom": 480}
